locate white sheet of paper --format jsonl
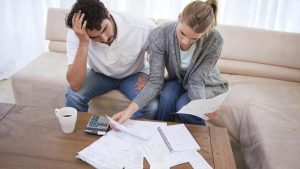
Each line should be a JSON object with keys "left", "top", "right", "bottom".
{"left": 158, "top": 124, "right": 200, "bottom": 152}
{"left": 77, "top": 120, "right": 167, "bottom": 169}
{"left": 188, "top": 151, "right": 213, "bottom": 169}
{"left": 142, "top": 142, "right": 170, "bottom": 169}
{"left": 124, "top": 147, "right": 144, "bottom": 169}
{"left": 77, "top": 134, "right": 130, "bottom": 169}
{"left": 106, "top": 115, "right": 131, "bottom": 132}
{"left": 78, "top": 119, "right": 212, "bottom": 169}
{"left": 143, "top": 131, "right": 184, "bottom": 168}
{"left": 142, "top": 130, "right": 202, "bottom": 168}
{"left": 177, "top": 92, "right": 229, "bottom": 120}
{"left": 106, "top": 116, "right": 155, "bottom": 140}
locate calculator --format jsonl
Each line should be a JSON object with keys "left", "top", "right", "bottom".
{"left": 84, "top": 115, "right": 109, "bottom": 135}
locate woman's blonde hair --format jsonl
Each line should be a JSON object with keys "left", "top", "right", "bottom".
{"left": 180, "top": 0, "right": 218, "bottom": 34}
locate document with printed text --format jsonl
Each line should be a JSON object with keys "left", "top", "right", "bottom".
{"left": 78, "top": 120, "right": 213, "bottom": 169}
{"left": 158, "top": 124, "right": 200, "bottom": 152}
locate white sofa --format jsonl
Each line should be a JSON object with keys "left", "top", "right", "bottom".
{"left": 12, "top": 8, "right": 300, "bottom": 169}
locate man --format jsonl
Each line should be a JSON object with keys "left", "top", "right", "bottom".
{"left": 65, "top": 0, "right": 157, "bottom": 118}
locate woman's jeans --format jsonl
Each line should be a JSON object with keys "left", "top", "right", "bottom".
{"left": 154, "top": 80, "right": 205, "bottom": 125}
{"left": 65, "top": 69, "right": 157, "bottom": 119}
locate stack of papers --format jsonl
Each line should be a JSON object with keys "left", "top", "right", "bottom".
{"left": 77, "top": 119, "right": 213, "bottom": 169}
{"left": 77, "top": 119, "right": 166, "bottom": 168}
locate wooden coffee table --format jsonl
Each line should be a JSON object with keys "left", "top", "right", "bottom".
{"left": 0, "top": 103, "right": 236, "bottom": 169}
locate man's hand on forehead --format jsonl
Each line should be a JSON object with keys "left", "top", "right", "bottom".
{"left": 72, "top": 10, "right": 89, "bottom": 44}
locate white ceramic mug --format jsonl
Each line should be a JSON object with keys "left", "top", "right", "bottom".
{"left": 55, "top": 107, "right": 77, "bottom": 133}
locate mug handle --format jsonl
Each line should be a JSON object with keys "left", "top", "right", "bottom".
{"left": 55, "top": 108, "right": 60, "bottom": 117}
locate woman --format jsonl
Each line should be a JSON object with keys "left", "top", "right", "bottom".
{"left": 112, "top": 0, "right": 228, "bottom": 125}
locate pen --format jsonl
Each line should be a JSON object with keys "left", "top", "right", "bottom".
{"left": 157, "top": 127, "right": 174, "bottom": 153}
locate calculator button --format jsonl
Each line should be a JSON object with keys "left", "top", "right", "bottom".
{"left": 98, "top": 123, "right": 108, "bottom": 127}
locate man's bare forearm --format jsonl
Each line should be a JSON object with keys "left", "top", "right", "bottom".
{"left": 66, "top": 43, "right": 89, "bottom": 91}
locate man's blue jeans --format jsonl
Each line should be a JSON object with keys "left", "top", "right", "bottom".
{"left": 65, "top": 69, "right": 157, "bottom": 119}
{"left": 154, "top": 80, "right": 205, "bottom": 125}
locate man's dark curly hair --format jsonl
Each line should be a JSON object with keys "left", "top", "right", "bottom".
{"left": 65, "top": 0, "right": 108, "bottom": 31}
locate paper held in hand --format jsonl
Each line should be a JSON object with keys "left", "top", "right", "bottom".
{"left": 106, "top": 116, "right": 155, "bottom": 140}
{"left": 177, "top": 91, "right": 229, "bottom": 120}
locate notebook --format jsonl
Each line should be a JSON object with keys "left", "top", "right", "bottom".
{"left": 157, "top": 124, "right": 200, "bottom": 152}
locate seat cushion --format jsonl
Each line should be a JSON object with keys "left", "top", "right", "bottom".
{"left": 208, "top": 74, "right": 300, "bottom": 143}
{"left": 89, "top": 90, "right": 130, "bottom": 114}
{"left": 12, "top": 52, "right": 68, "bottom": 108}
{"left": 12, "top": 52, "right": 130, "bottom": 115}
{"left": 240, "top": 97, "right": 300, "bottom": 169}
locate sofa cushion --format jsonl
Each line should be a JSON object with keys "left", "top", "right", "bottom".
{"left": 12, "top": 52, "right": 68, "bottom": 108}
{"left": 240, "top": 98, "right": 300, "bottom": 169}
{"left": 45, "top": 8, "right": 68, "bottom": 42}
{"left": 220, "top": 25, "right": 300, "bottom": 70}
{"left": 88, "top": 91, "right": 130, "bottom": 114}
{"left": 217, "top": 59, "right": 300, "bottom": 83}
{"left": 208, "top": 74, "right": 300, "bottom": 143}
{"left": 49, "top": 41, "right": 66, "bottom": 53}
{"left": 12, "top": 52, "right": 130, "bottom": 115}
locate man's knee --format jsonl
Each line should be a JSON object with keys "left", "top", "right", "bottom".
{"left": 66, "top": 87, "right": 81, "bottom": 101}
{"left": 65, "top": 87, "right": 89, "bottom": 111}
